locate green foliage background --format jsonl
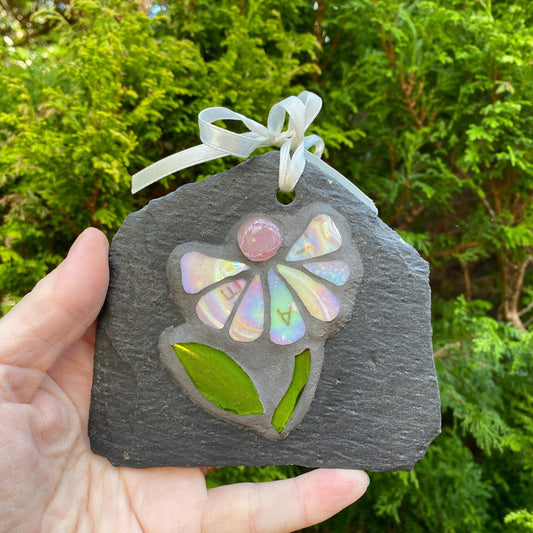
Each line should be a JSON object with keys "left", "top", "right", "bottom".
{"left": 1, "top": 0, "right": 532, "bottom": 531}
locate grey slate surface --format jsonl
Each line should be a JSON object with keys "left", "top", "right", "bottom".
{"left": 89, "top": 151, "right": 441, "bottom": 471}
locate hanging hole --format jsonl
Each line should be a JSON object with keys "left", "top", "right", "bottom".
{"left": 276, "top": 189, "right": 295, "bottom": 205}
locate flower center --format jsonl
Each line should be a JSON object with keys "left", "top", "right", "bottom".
{"left": 237, "top": 217, "right": 283, "bottom": 262}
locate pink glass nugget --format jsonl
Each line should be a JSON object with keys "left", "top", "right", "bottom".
{"left": 237, "top": 217, "right": 283, "bottom": 262}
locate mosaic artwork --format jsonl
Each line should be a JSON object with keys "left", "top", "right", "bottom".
{"left": 180, "top": 214, "right": 346, "bottom": 344}
{"left": 159, "top": 204, "right": 362, "bottom": 440}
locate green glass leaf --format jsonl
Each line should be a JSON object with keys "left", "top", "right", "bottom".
{"left": 172, "top": 343, "right": 263, "bottom": 416}
{"left": 272, "top": 349, "right": 311, "bottom": 433}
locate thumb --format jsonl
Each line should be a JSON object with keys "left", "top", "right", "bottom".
{"left": 0, "top": 228, "right": 109, "bottom": 399}
{"left": 204, "top": 468, "right": 370, "bottom": 532}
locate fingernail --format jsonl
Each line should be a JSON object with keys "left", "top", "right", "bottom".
{"left": 338, "top": 469, "right": 370, "bottom": 490}
{"left": 67, "top": 228, "right": 108, "bottom": 261}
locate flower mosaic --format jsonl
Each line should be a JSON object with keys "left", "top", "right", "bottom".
{"left": 159, "top": 204, "right": 362, "bottom": 440}
{"left": 179, "top": 214, "right": 350, "bottom": 345}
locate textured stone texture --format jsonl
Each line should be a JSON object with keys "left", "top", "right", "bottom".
{"left": 89, "top": 152, "right": 441, "bottom": 471}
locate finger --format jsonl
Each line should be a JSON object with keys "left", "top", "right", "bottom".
{"left": 203, "top": 468, "right": 369, "bottom": 533}
{"left": 0, "top": 228, "right": 109, "bottom": 388}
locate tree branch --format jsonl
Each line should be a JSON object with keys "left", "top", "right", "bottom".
{"left": 432, "top": 241, "right": 483, "bottom": 258}
{"left": 461, "top": 262, "right": 472, "bottom": 302}
{"left": 518, "top": 299, "right": 533, "bottom": 318}
{"left": 434, "top": 342, "right": 462, "bottom": 359}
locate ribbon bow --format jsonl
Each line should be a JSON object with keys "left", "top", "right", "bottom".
{"left": 131, "top": 91, "right": 377, "bottom": 214}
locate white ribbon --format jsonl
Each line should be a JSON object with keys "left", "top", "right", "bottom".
{"left": 131, "top": 91, "right": 377, "bottom": 214}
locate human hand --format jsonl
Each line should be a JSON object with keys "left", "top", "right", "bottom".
{"left": 0, "top": 228, "right": 369, "bottom": 533}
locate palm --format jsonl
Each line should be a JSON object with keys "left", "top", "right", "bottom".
{"left": 0, "top": 229, "right": 368, "bottom": 533}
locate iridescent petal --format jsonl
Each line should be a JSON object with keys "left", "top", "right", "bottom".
{"left": 268, "top": 269, "right": 305, "bottom": 345}
{"left": 196, "top": 279, "right": 246, "bottom": 329}
{"left": 277, "top": 265, "right": 340, "bottom": 322}
{"left": 229, "top": 275, "right": 264, "bottom": 342}
{"left": 181, "top": 252, "right": 249, "bottom": 294}
{"left": 303, "top": 261, "right": 350, "bottom": 286}
{"left": 285, "top": 214, "right": 342, "bottom": 261}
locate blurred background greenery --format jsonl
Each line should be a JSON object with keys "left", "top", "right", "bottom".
{"left": 1, "top": 0, "right": 533, "bottom": 530}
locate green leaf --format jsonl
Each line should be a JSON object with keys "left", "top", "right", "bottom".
{"left": 172, "top": 343, "right": 263, "bottom": 416}
{"left": 271, "top": 349, "right": 311, "bottom": 433}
